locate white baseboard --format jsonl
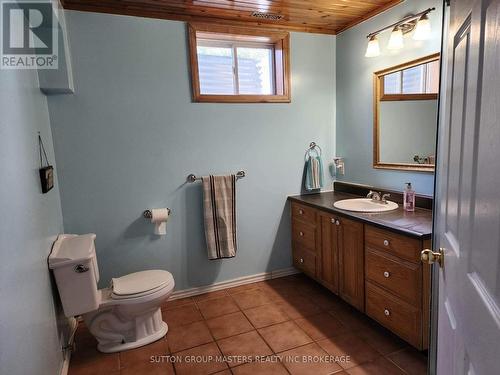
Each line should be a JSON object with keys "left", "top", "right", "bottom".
{"left": 60, "top": 317, "right": 78, "bottom": 375}
{"left": 170, "top": 267, "right": 300, "bottom": 300}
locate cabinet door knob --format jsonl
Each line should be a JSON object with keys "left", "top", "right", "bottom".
{"left": 383, "top": 271, "right": 390, "bottom": 278}
{"left": 384, "top": 309, "right": 390, "bottom": 316}
{"left": 383, "top": 239, "right": 389, "bottom": 246}
{"left": 299, "top": 231, "right": 304, "bottom": 237}
{"left": 299, "top": 258, "right": 304, "bottom": 264}
{"left": 298, "top": 209, "right": 304, "bottom": 215}
{"left": 335, "top": 220, "right": 340, "bottom": 226}
{"left": 331, "top": 218, "right": 336, "bottom": 224}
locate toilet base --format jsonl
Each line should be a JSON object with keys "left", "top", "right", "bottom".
{"left": 84, "top": 300, "right": 171, "bottom": 354}
{"left": 97, "top": 321, "right": 168, "bottom": 353}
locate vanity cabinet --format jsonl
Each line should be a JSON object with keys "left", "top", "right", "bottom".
{"left": 292, "top": 203, "right": 364, "bottom": 311}
{"left": 290, "top": 201, "right": 430, "bottom": 350}
{"left": 291, "top": 203, "right": 318, "bottom": 279}
{"left": 364, "top": 226, "right": 428, "bottom": 349}
{"left": 338, "top": 217, "right": 364, "bottom": 311}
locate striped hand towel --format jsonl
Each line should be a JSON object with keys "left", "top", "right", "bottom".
{"left": 305, "top": 155, "right": 324, "bottom": 191}
{"left": 202, "top": 175, "right": 237, "bottom": 260}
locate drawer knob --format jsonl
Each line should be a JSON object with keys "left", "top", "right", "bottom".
{"left": 383, "top": 239, "right": 390, "bottom": 246}
{"left": 299, "top": 258, "right": 304, "bottom": 264}
{"left": 299, "top": 231, "right": 304, "bottom": 237}
{"left": 384, "top": 309, "right": 390, "bottom": 316}
{"left": 383, "top": 271, "right": 390, "bottom": 278}
{"left": 298, "top": 209, "right": 304, "bottom": 215}
{"left": 335, "top": 220, "right": 340, "bottom": 226}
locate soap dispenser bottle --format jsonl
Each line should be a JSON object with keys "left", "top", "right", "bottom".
{"left": 404, "top": 183, "right": 415, "bottom": 212}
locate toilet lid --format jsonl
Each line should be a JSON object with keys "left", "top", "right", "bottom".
{"left": 111, "top": 270, "right": 174, "bottom": 297}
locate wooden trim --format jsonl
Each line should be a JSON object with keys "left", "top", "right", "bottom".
{"left": 337, "top": 0, "right": 404, "bottom": 33}
{"left": 188, "top": 23, "right": 202, "bottom": 102}
{"left": 374, "top": 53, "right": 441, "bottom": 77}
{"left": 380, "top": 93, "right": 439, "bottom": 101}
{"left": 373, "top": 53, "right": 440, "bottom": 172}
{"left": 188, "top": 23, "right": 291, "bottom": 103}
{"left": 373, "top": 163, "right": 436, "bottom": 173}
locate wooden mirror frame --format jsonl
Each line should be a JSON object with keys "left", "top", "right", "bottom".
{"left": 373, "top": 53, "right": 440, "bottom": 172}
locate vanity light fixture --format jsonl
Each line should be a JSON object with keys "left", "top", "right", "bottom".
{"left": 387, "top": 27, "right": 404, "bottom": 50}
{"left": 365, "top": 7, "right": 435, "bottom": 57}
{"left": 413, "top": 13, "right": 432, "bottom": 40}
{"left": 365, "top": 35, "right": 380, "bottom": 57}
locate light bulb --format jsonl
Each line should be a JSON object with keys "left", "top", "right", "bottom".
{"left": 365, "top": 35, "right": 380, "bottom": 57}
{"left": 413, "top": 14, "right": 431, "bottom": 40}
{"left": 387, "top": 27, "right": 404, "bottom": 50}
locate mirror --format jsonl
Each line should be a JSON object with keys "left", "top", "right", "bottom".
{"left": 373, "top": 53, "right": 440, "bottom": 172}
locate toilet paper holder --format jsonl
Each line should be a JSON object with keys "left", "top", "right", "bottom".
{"left": 143, "top": 208, "right": 171, "bottom": 219}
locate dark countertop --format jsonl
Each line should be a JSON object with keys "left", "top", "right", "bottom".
{"left": 288, "top": 191, "right": 433, "bottom": 240}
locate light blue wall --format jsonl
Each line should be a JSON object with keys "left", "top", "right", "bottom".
{"left": 336, "top": 0, "right": 442, "bottom": 196}
{"left": 0, "top": 67, "right": 67, "bottom": 373}
{"left": 47, "top": 11, "right": 336, "bottom": 291}
{"left": 379, "top": 100, "right": 438, "bottom": 163}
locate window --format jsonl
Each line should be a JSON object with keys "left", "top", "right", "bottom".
{"left": 381, "top": 58, "right": 439, "bottom": 100}
{"left": 188, "top": 24, "right": 290, "bottom": 103}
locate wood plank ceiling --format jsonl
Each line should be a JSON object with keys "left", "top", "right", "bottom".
{"left": 61, "top": 0, "right": 403, "bottom": 35}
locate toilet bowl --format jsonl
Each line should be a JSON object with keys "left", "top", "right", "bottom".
{"left": 48, "top": 234, "right": 174, "bottom": 353}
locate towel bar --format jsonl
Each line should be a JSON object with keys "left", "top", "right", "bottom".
{"left": 187, "top": 170, "right": 246, "bottom": 183}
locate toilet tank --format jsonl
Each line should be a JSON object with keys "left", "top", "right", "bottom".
{"left": 48, "top": 234, "right": 100, "bottom": 317}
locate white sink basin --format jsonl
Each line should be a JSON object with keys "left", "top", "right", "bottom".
{"left": 333, "top": 198, "right": 398, "bottom": 213}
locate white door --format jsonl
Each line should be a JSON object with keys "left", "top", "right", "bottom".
{"left": 433, "top": 0, "right": 500, "bottom": 374}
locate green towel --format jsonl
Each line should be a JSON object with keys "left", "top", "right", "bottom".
{"left": 305, "top": 155, "right": 323, "bottom": 191}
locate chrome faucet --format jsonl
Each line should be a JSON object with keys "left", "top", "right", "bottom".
{"left": 367, "top": 190, "right": 381, "bottom": 201}
{"left": 367, "top": 191, "right": 391, "bottom": 204}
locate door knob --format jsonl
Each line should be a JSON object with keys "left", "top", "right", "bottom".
{"left": 335, "top": 220, "right": 340, "bottom": 226}
{"left": 421, "top": 248, "right": 444, "bottom": 268}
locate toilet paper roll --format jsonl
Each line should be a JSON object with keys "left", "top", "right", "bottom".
{"left": 150, "top": 208, "right": 170, "bottom": 235}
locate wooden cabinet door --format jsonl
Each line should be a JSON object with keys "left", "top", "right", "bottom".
{"left": 318, "top": 212, "right": 339, "bottom": 294}
{"left": 338, "top": 217, "right": 364, "bottom": 311}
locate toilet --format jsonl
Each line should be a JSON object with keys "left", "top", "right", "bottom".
{"left": 48, "top": 233, "right": 174, "bottom": 353}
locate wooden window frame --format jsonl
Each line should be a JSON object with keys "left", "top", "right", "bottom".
{"left": 377, "top": 54, "right": 440, "bottom": 101}
{"left": 188, "top": 23, "right": 291, "bottom": 103}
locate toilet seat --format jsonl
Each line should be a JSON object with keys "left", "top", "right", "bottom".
{"left": 111, "top": 270, "right": 174, "bottom": 300}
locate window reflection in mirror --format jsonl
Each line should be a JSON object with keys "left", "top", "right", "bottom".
{"left": 374, "top": 54, "right": 440, "bottom": 172}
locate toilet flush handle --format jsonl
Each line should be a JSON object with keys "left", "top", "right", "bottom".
{"left": 74, "top": 264, "right": 89, "bottom": 273}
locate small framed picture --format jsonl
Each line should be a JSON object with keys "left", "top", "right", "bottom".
{"left": 39, "top": 165, "right": 54, "bottom": 193}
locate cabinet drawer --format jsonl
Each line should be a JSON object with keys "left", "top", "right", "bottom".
{"left": 293, "top": 244, "right": 316, "bottom": 278}
{"left": 366, "top": 282, "right": 421, "bottom": 348}
{"left": 292, "top": 219, "right": 316, "bottom": 250}
{"left": 365, "top": 249, "right": 421, "bottom": 306}
{"left": 365, "top": 226, "right": 421, "bottom": 263}
{"left": 291, "top": 202, "right": 317, "bottom": 224}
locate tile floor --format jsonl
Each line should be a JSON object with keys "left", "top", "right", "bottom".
{"left": 68, "top": 274, "right": 428, "bottom": 375}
